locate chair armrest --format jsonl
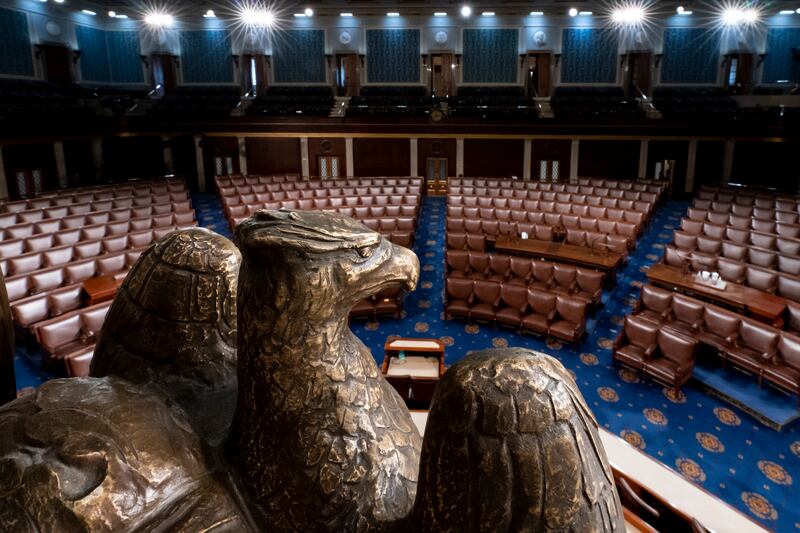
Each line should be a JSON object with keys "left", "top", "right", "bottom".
{"left": 644, "top": 344, "right": 657, "bottom": 359}
{"left": 726, "top": 332, "right": 739, "bottom": 345}
{"left": 613, "top": 330, "right": 625, "bottom": 350}
{"left": 547, "top": 309, "right": 557, "bottom": 321}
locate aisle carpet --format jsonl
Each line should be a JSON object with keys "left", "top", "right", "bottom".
{"left": 12, "top": 192, "right": 800, "bottom": 531}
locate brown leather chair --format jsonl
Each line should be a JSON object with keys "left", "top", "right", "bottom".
{"left": 487, "top": 254, "right": 510, "bottom": 282}
{"left": 496, "top": 283, "right": 529, "bottom": 328}
{"left": 467, "top": 252, "right": 490, "bottom": 280}
{"left": 521, "top": 288, "right": 557, "bottom": 335}
{"left": 613, "top": 316, "right": 659, "bottom": 371}
{"left": 445, "top": 278, "right": 473, "bottom": 319}
{"left": 777, "top": 275, "right": 800, "bottom": 302}
{"left": 466, "top": 234, "right": 485, "bottom": 251}
{"left": 552, "top": 264, "right": 578, "bottom": 295}
{"left": 717, "top": 258, "right": 747, "bottom": 284}
{"left": 446, "top": 250, "right": 470, "bottom": 278}
{"left": 762, "top": 333, "right": 800, "bottom": 404}
{"left": 350, "top": 297, "right": 376, "bottom": 318}
{"left": 446, "top": 232, "right": 468, "bottom": 250}
{"left": 697, "top": 305, "right": 741, "bottom": 353}
{"left": 374, "top": 287, "right": 403, "bottom": 319}
{"left": 508, "top": 256, "right": 532, "bottom": 285}
{"left": 666, "top": 293, "right": 705, "bottom": 337}
{"left": 65, "top": 347, "right": 94, "bottom": 378}
{"left": 471, "top": 280, "right": 501, "bottom": 323}
{"left": 574, "top": 268, "right": 604, "bottom": 307}
{"left": 549, "top": 295, "right": 586, "bottom": 344}
{"left": 635, "top": 284, "right": 672, "bottom": 324}
{"left": 645, "top": 329, "right": 698, "bottom": 392}
{"left": 530, "top": 261, "right": 555, "bottom": 291}
{"left": 724, "top": 319, "right": 779, "bottom": 380}
{"left": 788, "top": 301, "right": 800, "bottom": 335}
{"left": 746, "top": 266, "right": 777, "bottom": 294}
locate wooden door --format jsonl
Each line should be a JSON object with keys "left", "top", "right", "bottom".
{"left": 725, "top": 53, "right": 754, "bottom": 95}
{"left": 242, "top": 53, "right": 268, "bottom": 96}
{"left": 40, "top": 44, "right": 72, "bottom": 84}
{"left": 318, "top": 156, "right": 342, "bottom": 178}
{"left": 430, "top": 53, "right": 454, "bottom": 98}
{"left": 150, "top": 54, "right": 177, "bottom": 95}
{"left": 526, "top": 53, "right": 552, "bottom": 98}
{"left": 336, "top": 54, "right": 359, "bottom": 97}
{"left": 625, "top": 52, "right": 651, "bottom": 97}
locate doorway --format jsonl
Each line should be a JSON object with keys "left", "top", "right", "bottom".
{"left": 39, "top": 44, "right": 72, "bottom": 84}
{"left": 426, "top": 157, "right": 448, "bottom": 193}
{"left": 724, "top": 52, "right": 754, "bottom": 95}
{"left": 318, "top": 156, "right": 342, "bottom": 178}
{"left": 242, "top": 53, "right": 267, "bottom": 97}
{"left": 13, "top": 169, "right": 44, "bottom": 199}
{"left": 336, "top": 54, "right": 360, "bottom": 97}
{"left": 150, "top": 54, "right": 177, "bottom": 96}
{"left": 624, "top": 51, "right": 652, "bottom": 97}
{"left": 429, "top": 53, "right": 455, "bottom": 98}
{"left": 525, "top": 52, "right": 552, "bottom": 98}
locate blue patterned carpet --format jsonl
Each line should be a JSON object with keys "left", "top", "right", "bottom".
{"left": 13, "top": 192, "right": 800, "bottom": 531}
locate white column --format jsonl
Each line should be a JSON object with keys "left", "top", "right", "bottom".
{"left": 194, "top": 135, "right": 206, "bottom": 192}
{"left": 456, "top": 138, "right": 464, "bottom": 177}
{"left": 162, "top": 135, "right": 174, "bottom": 175}
{"left": 54, "top": 141, "right": 68, "bottom": 188}
{"left": 638, "top": 140, "right": 649, "bottom": 179}
{"left": 300, "top": 137, "right": 310, "bottom": 178}
{"left": 523, "top": 140, "right": 532, "bottom": 181}
{"left": 722, "top": 140, "right": 734, "bottom": 184}
{"left": 409, "top": 138, "right": 418, "bottom": 178}
{"left": 0, "top": 147, "right": 8, "bottom": 200}
{"left": 345, "top": 137, "right": 354, "bottom": 177}
{"left": 686, "top": 140, "right": 698, "bottom": 194}
{"left": 237, "top": 136, "right": 248, "bottom": 176}
{"left": 91, "top": 138, "right": 103, "bottom": 178}
{"left": 569, "top": 139, "right": 580, "bottom": 180}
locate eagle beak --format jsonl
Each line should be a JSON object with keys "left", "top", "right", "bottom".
{"left": 391, "top": 243, "right": 420, "bottom": 292}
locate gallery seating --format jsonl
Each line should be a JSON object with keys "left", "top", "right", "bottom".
{"left": 247, "top": 86, "right": 334, "bottom": 117}
{"left": 34, "top": 301, "right": 112, "bottom": 365}
{"left": 552, "top": 86, "right": 644, "bottom": 120}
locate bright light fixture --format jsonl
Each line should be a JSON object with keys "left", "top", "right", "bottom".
{"left": 54, "top": 0, "right": 64, "bottom": 2}
{"left": 387, "top": 12, "right": 400, "bottom": 16}
{"left": 530, "top": 11, "right": 544, "bottom": 15}
{"left": 145, "top": 12, "right": 174, "bottom": 27}
{"left": 568, "top": 7, "right": 578, "bottom": 16}
{"left": 294, "top": 13, "right": 306, "bottom": 17}
{"left": 82, "top": 9, "right": 96, "bottom": 15}
{"left": 203, "top": 9, "right": 216, "bottom": 18}
{"left": 676, "top": 5, "right": 684, "bottom": 13}
{"left": 108, "top": 10, "right": 116, "bottom": 17}
{"left": 434, "top": 12, "right": 447, "bottom": 16}
{"left": 678, "top": 10, "right": 692, "bottom": 15}
{"left": 579, "top": 10, "right": 593, "bottom": 15}
{"left": 461, "top": 5, "right": 472, "bottom": 17}
{"left": 721, "top": 7, "right": 758, "bottom": 25}
{"left": 115, "top": 14, "right": 128, "bottom": 18}
{"left": 481, "top": 11, "right": 495, "bottom": 16}
{"left": 797, "top": 7, "right": 800, "bottom": 13}
{"left": 612, "top": 6, "right": 645, "bottom": 24}
{"left": 305, "top": 8, "right": 313, "bottom": 16}
{"left": 241, "top": 8, "right": 274, "bottom": 27}
{"left": 779, "top": 9, "right": 795, "bottom": 14}
{"left": 340, "top": 12, "right": 353, "bottom": 17}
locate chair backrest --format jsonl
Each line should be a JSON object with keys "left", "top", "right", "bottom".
{"left": 738, "top": 319, "right": 780, "bottom": 355}
{"left": 500, "top": 283, "right": 528, "bottom": 311}
{"left": 671, "top": 293, "right": 704, "bottom": 326}
{"left": 657, "top": 328, "right": 697, "bottom": 365}
{"left": 509, "top": 256, "right": 532, "bottom": 280}
{"left": 555, "top": 295, "right": 586, "bottom": 324}
{"left": 553, "top": 263, "right": 576, "bottom": 288}
{"left": 640, "top": 284, "right": 672, "bottom": 314}
{"left": 702, "top": 305, "right": 740, "bottom": 338}
{"left": 446, "top": 278, "right": 474, "bottom": 300}
{"left": 576, "top": 268, "right": 603, "bottom": 293}
{"left": 527, "top": 288, "right": 556, "bottom": 316}
{"left": 473, "top": 280, "right": 501, "bottom": 306}
{"left": 624, "top": 315, "right": 659, "bottom": 349}
{"left": 532, "top": 261, "right": 553, "bottom": 284}
{"left": 488, "top": 254, "right": 510, "bottom": 277}
{"left": 446, "top": 250, "right": 469, "bottom": 273}
{"left": 779, "top": 332, "right": 800, "bottom": 371}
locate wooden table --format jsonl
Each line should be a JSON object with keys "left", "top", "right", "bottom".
{"left": 646, "top": 263, "right": 787, "bottom": 328}
{"left": 494, "top": 235, "right": 624, "bottom": 277}
{"left": 381, "top": 337, "right": 445, "bottom": 376}
{"left": 381, "top": 338, "right": 445, "bottom": 406}
{"left": 82, "top": 275, "right": 123, "bottom": 306}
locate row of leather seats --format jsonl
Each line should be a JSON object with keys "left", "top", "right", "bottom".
{"left": 0, "top": 206, "right": 195, "bottom": 251}
{"left": 0, "top": 192, "right": 189, "bottom": 229}
{"left": 446, "top": 233, "right": 487, "bottom": 251}
{"left": 0, "top": 211, "right": 196, "bottom": 260}
{"left": 447, "top": 187, "right": 658, "bottom": 206}
{"left": 683, "top": 211, "right": 800, "bottom": 239}
{"left": 680, "top": 217, "right": 800, "bottom": 249}
{"left": 693, "top": 198, "right": 800, "bottom": 220}
{"left": 220, "top": 185, "right": 422, "bottom": 202}
{"left": 613, "top": 315, "right": 698, "bottom": 391}
{"left": 2, "top": 179, "right": 186, "bottom": 213}
{"left": 687, "top": 205, "right": 800, "bottom": 226}
{"left": 227, "top": 204, "right": 419, "bottom": 230}
{"left": 448, "top": 204, "right": 643, "bottom": 230}
{"left": 5, "top": 239, "right": 161, "bottom": 302}
{"left": 672, "top": 231, "right": 800, "bottom": 274}
{"left": 448, "top": 218, "right": 555, "bottom": 242}
{"left": 34, "top": 300, "right": 112, "bottom": 368}
{"left": 449, "top": 177, "right": 666, "bottom": 196}
{"left": 695, "top": 187, "right": 800, "bottom": 210}
{"left": 225, "top": 196, "right": 419, "bottom": 217}
{"left": 446, "top": 251, "right": 604, "bottom": 307}
{"left": 445, "top": 278, "right": 588, "bottom": 343}
{"left": 2, "top": 191, "right": 188, "bottom": 219}
{"left": 565, "top": 229, "right": 631, "bottom": 254}
{"left": 625, "top": 284, "right": 800, "bottom": 400}
{"left": 350, "top": 287, "right": 405, "bottom": 320}
{"left": 11, "top": 283, "right": 87, "bottom": 334}
{"left": 448, "top": 196, "right": 651, "bottom": 221}
{"left": 663, "top": 246, "right": 800, "bottom": 301}
{"left": 215, "top": 175, "right": 421, "bottom": 190}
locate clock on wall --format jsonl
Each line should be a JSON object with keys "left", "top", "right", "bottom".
{"left": 45, "top": 21, "right": 62, "bottom": 37}
{"left": 434, "top": 31, "right": 448, "bottom": 45}
{"left": 533, "top": 31, "right": 546, "bottom": 46}
{"left": 339, "top": 31, "right": 352, "bottom": 45}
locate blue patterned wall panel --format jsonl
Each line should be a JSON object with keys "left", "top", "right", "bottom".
{"left": 180, "top": 30, "right": 232, "bottom": 83}
{"left": 661, "top": 28, "right": 720, "bottom": 84}
{"left": 462, "top": 29, "right": 518, "bottom": 83}
{"left": 762, "top": 28, "right": 800, "bottom": 83}
{"left": 561, "top": 28, "right": 617, "bottom": 83}
{"left": 0, "top": 7, "right": 33, "bottom": 77}
{"left": 107, "top": 31, "right": 143, "bottom": 83}
{"left": 273, "top": 30, "right": 326, "bottom": 83}
{"left": 76, "top": 25, "right": 111, "bottom": 82}
{"left": 366, "top": 29, "right": 420, "bottom": 83}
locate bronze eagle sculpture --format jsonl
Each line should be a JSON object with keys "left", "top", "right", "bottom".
{"left": 0, "top": 210, "right": 623, "bottom": 532}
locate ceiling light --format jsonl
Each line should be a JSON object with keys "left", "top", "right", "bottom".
{"left": 779, "top": 9, "right": 794, "bottom": 14}
{"left": 340, "top": 12, "right": 353, "bottom": 17}
{"left": 461, "top": 5, "right": 472, "bottom": 17}
{"left": 568, "top": 7, "right": 578, "bottom": 16}
{"left": 721, "top": 7, "right": 758, "bottom": 25}
{"left": 676, "top": 5, "right": 684, "bottom": 13}
{"left": 797, "top": 7, "right": 800, "bottom": 13}
{"left": 434, "top": 12, "right": 447, "bottom": 16}
{"left": 54, "top": 0, "right": 64, "bottom": 3}
{"left": 678, "top": 10, "right": 692, "bottom": 15}
{"left": 387, "top": 12, "right": 400, "bottom": 17}
{"left": 115, "top": 14, "right": 128, "bottom": 18}
{"left": 530, "top": 11, "right": 544, "bottom": 15}
{"left": 240, "top": 8, "right": 274, "bottom": 27}
{"left": 481, "top": 11, "right": 495, "bottom": 16}
{"left": 203, "top": 9, "right": 216, "bottom": 18}
{"left": 294, "top": 13, "right": 306, "bottom": 17}
{"left": 304, "top": 8, "right": 313, "bottom": 16}
{"left": 108, "top": 10, "right": 116, "bottom": 17}
{"left": 82, "top": 9, "right": 96, "bottom": 15}
{"left": 145, "top": 12, "right": 175, "bottom": 27}
{"left": 612, "top": 6, "right": 645, "bottom": 24}
{"left": 579, "top": 11, "right": 593, "bottom": 15}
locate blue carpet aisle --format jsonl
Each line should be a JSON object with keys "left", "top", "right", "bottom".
{"left": 10, "top": 192, "right": 799, "bottom": 531}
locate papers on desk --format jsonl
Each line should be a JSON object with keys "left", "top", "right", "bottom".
{"left": 386, "top": 356, "right": 440, "bottom": 377}
{"left": 387, "top": 339, "right": 442, "bottom": 350}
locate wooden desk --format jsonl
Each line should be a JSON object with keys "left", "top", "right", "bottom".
{"left": 494, "top": 235, "right": 623, "bottom": 276}
{"left": 82, "top": 275, "right": 123, "bottom": 306}
{"left": 382, "top": 338, "right": 445, "bottom": 376}
{"left": 647, "top": 263, "right": 786, "bottom": 328}
{"left": 381, "top": 338, "right": 445, "bottom": 407}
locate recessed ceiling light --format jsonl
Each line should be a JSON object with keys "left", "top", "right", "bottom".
{"left": 108, "top": 10, "right": 116, "bottom": 17}
{"left": 115, "top": 14, "right": 128, "bottom": 18}
{"left": 568, "top": 7, "right": 578, "bottom": 16}
{"left": 779, "top": 9, "right": 794, "bottom": 14}
{"left": 482, "top": 11, "right": 495, "bottom": 16}
{"left": 579, "top": 10, "right": 593, "bottom": 15}
{"left": 387, "top": 12, "right": 400, "bottom": 16}
{"left": 676, "top": 5, "right": 684, "bottom": 13}
{"left": 434, "top": 12, "right": 447, "bottom": 16}
{"left": 294, "top": 13, "right": 306, "bottom": 17}
{"left": 203, "top": 9, "right": 216, "bottom": 18}
{"left": 340, "top": 12, "right": 353, "bottom": 17}
{"left": 530, "top": 11, "right": 544, "bottom": 15}
{"left": 461, "top": 5, "right": 472, "bottom": 17}
{"left": 82, "top": 9, "right": 96, "bottom": 15}
{"left": 145, "top": 12, "right": 175, "bottom": 27}
{"left": 54, "top": 0, "right": 65, "bottom": 3}
{"left": 305, "top": 8, "right": 313, "bottom": 16}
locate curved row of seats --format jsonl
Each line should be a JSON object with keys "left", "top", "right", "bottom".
{"left": 220, "top": 184, "right": 422, "bottom": 201}
{"left": 0, "top": 209, "right": 195, "bottom": 258}
{"left": 216, "top": 175, "right": 421, "bottom": 189}
{"left": 446, "top": 250, "right": 603, "bottom": 308}
{"left": 225, "top": 195, "right": 420, "bottom": 218}
{"left": 449, "top": 193, "right": 652, "bottom": 218}
{"left": 450, "top": 177, "right": 667, "bottom": 197}
{"left": 671, "top": 231, "right": 800, "bottom": 275}
{"left": 34, "top": 300, "right": 112, "bottom": 369}
{"left": 621, "top": 284, "right": 800, "bottom": 401}
{"left": 448, "top": 218, "right": 555, "bottom": 242}
{"left": 687, "top": 204, "right": 800, "bottom": 226}
{"left": 696, "top": 185, "right": 800, "bottom": 211}
{"left": 681, "top": 217, "right": 800, "bottom": 248}
{"left": 445, "top": 278, "right": 588, "bottom": 344}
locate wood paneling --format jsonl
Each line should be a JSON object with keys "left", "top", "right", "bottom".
{"left": 3, "top": 143, "right": 59, "bottom": 197}
{"left": 578, "top": 140, "right": 639, "bottom": 179}
{"left": 531, "top": 139, "right": 571, "bottom": 180}
{"left": 63, "top": 139, "right": 95, "bottom": 186}
{"left": 647, "top": 141, "right": 688, "bottom": 196}
{"left": 245, "top": 138, "right": 301, "bottom": 175}
{"left": 418, "top": 139, "right": 456, "bottom": 177}
{"left": 463, "top": 139, "right": 524, "bottom": 177}
{"left": 102, "top": 136, "right": 166, "bottom": 179}
{"left": 694, "top": 141, "right": 724, "bottom": 187}
{"left": 203, "top": 136, "right": 239, "bottom": 182}
{"left": 732, "top": 141, "right": 800, "bottom": 192}
{"left": 308, "top": 138, "right": 347, "bottom": 177}
{"left": 171, "top": 135, "right": 198, "bottom": 189}
{"left": 353, "top": 138, "right": 410, "bottom": 177}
